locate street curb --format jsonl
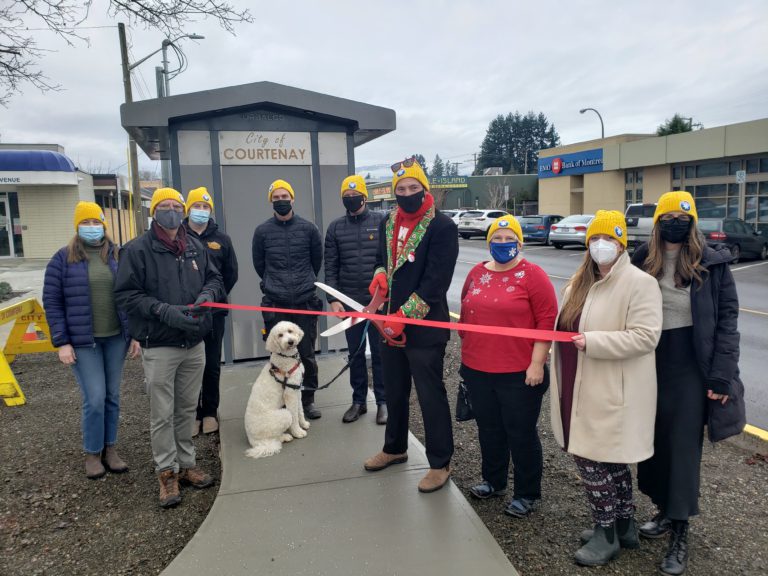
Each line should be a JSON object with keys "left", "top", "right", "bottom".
{"left": 744, "top": 424, "right": 768, "bottom": 443}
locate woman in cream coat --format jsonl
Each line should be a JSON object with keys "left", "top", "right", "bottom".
{"left": 550, "top": 210, "right": 662, "bottom": 567}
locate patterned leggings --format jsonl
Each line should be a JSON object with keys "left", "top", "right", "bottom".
{"left": 573, "top": 455, "right": 634, "bottom": 527}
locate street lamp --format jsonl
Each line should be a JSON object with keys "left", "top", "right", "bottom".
{"left": 580, "top": 107, "right": 605, "bottom": 139}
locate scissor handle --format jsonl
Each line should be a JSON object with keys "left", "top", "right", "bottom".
{"left": 364, "top": 287, "right": 407, "bottom": 348}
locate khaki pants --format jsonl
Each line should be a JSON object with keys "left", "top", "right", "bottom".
{"left": 142, "top": 343, "right": 205, "bottom": 473}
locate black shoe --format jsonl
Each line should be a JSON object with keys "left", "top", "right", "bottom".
{"left": 342, "top": 403, "right": 367, "bottom": 423}
{"left": 504, "top": 497, "right": 536, "bottom": 518}
{"left": 469, "top": 480, "right": 507, "bottom": 500}
{"left": 574, "top": 524, "right": 620, "bottom": 566}
{"left": 640, "top": 511, "right": 672, "bottom": 539}
{"left": 376, "top": 404, "right": 388, "bottom": 425}
{"left": 581, "top": 517, "right": 640, "bottom": 549}
{"left": 303, "top": 403, "right": 322, "bottom": 420}
{"left": 660, "top": 521, "right": 689, "bottom": 575}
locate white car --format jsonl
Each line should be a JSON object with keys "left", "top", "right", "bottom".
{"left": 458, "top": 209, "right": 509, "bottom": 239}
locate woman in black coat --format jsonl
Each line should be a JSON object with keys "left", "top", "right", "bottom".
{"left": 631, "top": 191, "right": 745, "bottom": 576}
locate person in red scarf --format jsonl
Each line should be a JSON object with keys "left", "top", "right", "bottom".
{"left": 363, "top": 158, "right": 459, "bottom": 493}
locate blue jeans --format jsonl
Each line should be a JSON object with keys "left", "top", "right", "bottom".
{"left": 70, "top": 335, "right": 129, "bottom": 454}
{"left": 345, "top": 320, "right": 385, "bottom": 406}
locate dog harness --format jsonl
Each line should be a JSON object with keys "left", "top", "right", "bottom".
{"left": 269, "top": 352, "right": 303, "bottom": 390}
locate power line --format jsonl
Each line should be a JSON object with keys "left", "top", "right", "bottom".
{"left": 22, "top": 25, "right": 118, "bottom": 31}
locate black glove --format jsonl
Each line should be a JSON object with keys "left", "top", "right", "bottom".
{"left": 189, "top": 292, "right": 214, "bottom": 314}
{"left": 157, "top": 304, "right": 200, "bottom": 332}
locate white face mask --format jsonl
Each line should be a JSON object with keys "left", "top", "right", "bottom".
{"left": 589, "top": 239, "right": 619, "bottom": 266}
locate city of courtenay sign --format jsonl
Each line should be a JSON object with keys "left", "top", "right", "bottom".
{"left": 219, "top": 131, "right": 312, "bottom": 165}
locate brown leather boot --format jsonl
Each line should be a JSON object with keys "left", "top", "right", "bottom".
{"left": 363, "top": 451, "right": 408, "bottom": 472}
{"left": 85, "top": 453, "right": 106, "bottom": 479}
{"left": 202, "top": 416, "right": 219, "bottom": 435}
{"left": 102, "top": 445, "right": 128, "bottom": 473}
{"left": 418, "top": 466, "right": 451, "bottom": 493}
{"left": 179, "top": 467, "right": 214, "bottom": 489}
{"left": 158, "top": 470, "right": 181, "bottom": 508}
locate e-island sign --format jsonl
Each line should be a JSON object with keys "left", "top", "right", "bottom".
{"left": 538, "top": 148, "right": 603, "bottom": 179}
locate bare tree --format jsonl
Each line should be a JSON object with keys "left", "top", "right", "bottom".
{"left": 431, "top": 187, "right": 449, "bottom": 209}
{"left": 0, "top": 0, "right": 253, "bottom": 105}
{"left": 486, "top": 178, "right": 513, "bottom": 211}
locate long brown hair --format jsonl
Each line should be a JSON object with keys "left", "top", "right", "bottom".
{"left": 559, "top": 251, "right": 601, "bottom": 330}
{"left": 66, "top": 231, "right": 118, "bottom": 265}
{"left": 641, "top": 222, "right": 706, "bottom": 288}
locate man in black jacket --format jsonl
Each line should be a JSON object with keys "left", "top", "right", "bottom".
{"left": 252, "top": 179, "right": 323, "bottom": 419}
{"left": 362, "top": 159, "right": 459, "bottom": 494}
{"left": 324, "top": 175, "right": 387, "bottom": 424}
{"left": 115, "top": 187, "right": 224, "bottom": 508}
{"left": 183, "top": 187, "right": 239, "bottom": 436}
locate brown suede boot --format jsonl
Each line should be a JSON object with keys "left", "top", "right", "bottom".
{"left": 179, "top": 467, "right": 214, "bottom": 489}
{"left": 102, "top": 445, "right": 128, "bottom": 473}
{"left": 418, "top": 466, "right": 451, "bottom": 493}
{"left": 363, "top": 451, "right": 408, "bottom": 472}
{"left": 85, "top": 453, "right": 106, "bottom": 479}
{"left": 202, "top": 416, "right": 219, "bottom": 435}
{"left": 158, "top": 470, "right": 181, "bottom": 508}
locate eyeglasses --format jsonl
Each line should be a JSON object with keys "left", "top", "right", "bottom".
{"left": 391, "top": 156, "right": 419, "bottom": 173}
{"left": 660, "top": 214, "right": 691, "bottom": 223}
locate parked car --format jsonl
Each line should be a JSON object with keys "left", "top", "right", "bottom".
{"left": 442, "top": 209, "right": 472, "bottom": 227}
{"left": 549, "top": 214, "right": 594, "bottom": 249}
{"left": 625, "top": 203, "right": 657, "bottom": 252}
{"left": 698, "top": 217, "right": 767, "bottom": 263}
{"left": 519, "top": 215, "right": 563, "bottom": 245}
{"left": 458, "top": 209, "right": 509, "bottom": 239}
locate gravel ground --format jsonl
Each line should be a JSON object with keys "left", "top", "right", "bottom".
{"left": 0, "top": 353, "right": 220, "bottom": 576}
{"left": 409, "top": 336, "right": 768, "bottom": 576}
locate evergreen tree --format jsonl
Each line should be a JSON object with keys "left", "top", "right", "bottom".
{"left": 431, "top": 154, "right": 445, "bottom": 178}
{"left": 657, "top": 114, "right": 700, "bottom": 135}
{"left": 413, "top": 154, "right": 429, "bottom": 177}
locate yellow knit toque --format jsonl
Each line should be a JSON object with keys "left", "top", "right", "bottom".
{"left": 268, "top": 179, "right": 295, "bottom": 201}
{"left": 486, "top": 215, "right": 524, "bottom": 245}
{"left": 392, "top": 160, "right": 430, "bottom": 192}
{"left": 73, "top": 201, "right": 106, "bottom": 231}
{"left": 150, "top": 187, "right": 186, "bottom": 215}
{"left": 340, "top": 175, "right": 368, "bottom": 198}
{"left": 586, "top": 210, "right": 628, "bottom": 247}
{"left": 654, "top": 191, "right": 698, "bottom": 224}
{"left": 186, "top": 186, "right": 214, "bottom": 214}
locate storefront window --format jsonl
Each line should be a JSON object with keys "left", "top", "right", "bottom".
{"left": 696, "top": 162, "right": 727, "bottom": 178}
{"left": 746, "top": 159, "right": 759, "bottom": 173}
{"left": 761, "top": 158, "right": 768, "bottom": 173}
{"left": 694, "top": 184, "right": 727, "bottom": 197}
{"left": 684, "top": 166, "right": 695, "bottom": 179}
{"left": 672, "top": 166, "right": 681, "bottom": 180}
{"left": 727, "top": 196, "right": 739, "bottom": 218}
{"left": 729, "top": 161, "right": 742, "bottom": 175}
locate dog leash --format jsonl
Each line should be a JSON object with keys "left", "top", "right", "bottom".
{"left": 302, "top": 321, "right": 371, "bottom": 392}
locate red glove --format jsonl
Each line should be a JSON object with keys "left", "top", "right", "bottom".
{"left": 382, "top": 309, "right": 406, "bottom": 338}
{"left": 368, "top": 271, "right": 388, "bottom": 298}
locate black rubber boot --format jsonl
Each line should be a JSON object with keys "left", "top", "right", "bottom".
{"left": 640, "top": 510, "right": 671, "bottom": 539}
{"left": 574, "top": 523, "right": 620, "bottom": 566}
{"left": 660, "top": 521, "right": 689, "bottom": 575}
{"left": 580, "top": 516, "right": 639, "bottom": 549}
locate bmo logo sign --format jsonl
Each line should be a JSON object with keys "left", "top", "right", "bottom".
{"left": 552, "top": 158, "right": 563, "bottom": 174}
{"left": 538, "top": 148, "right": 603, "bottom": 179}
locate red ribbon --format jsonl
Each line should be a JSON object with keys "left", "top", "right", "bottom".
{"left": 201, "top": 302, "right": 577, "bottom": 343}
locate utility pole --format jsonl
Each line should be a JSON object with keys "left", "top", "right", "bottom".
{"left": 118, "top": 22, "right": 145, "bottom": 236}
{"left": 473, "top": 153, "right": 477, "bottom": 172}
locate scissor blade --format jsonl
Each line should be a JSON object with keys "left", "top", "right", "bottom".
{"left": 320, "top": 316, "right": 364, "bottom": 337}
{"left": 314, "top": 282, "right": 365, "bottom": 312}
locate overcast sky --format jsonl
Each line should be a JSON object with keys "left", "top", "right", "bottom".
{"left": 3, "top": 0, "right": 767, "bottom": 179}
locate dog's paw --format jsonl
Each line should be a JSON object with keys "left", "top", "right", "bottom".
{"left": 291, "top": 428, "right": 308, "bottom": 439}
{"left": 300, "top": 420, "right": 310, "bottom": 430}
{"left": 281, "top": 433, "right": 293, "bottom": 443}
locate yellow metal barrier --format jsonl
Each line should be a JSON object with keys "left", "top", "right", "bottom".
{"left": 0, "top": 299, "right": 57, "bottom": 406}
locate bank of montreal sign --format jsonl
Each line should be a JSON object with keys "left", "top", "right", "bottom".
{"left": 538, "top": 148, "right": 603, "bottom": 179}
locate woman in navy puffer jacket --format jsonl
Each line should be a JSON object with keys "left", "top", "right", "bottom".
{"left": 43, "top": 202, "right": 140, "bottom": 479}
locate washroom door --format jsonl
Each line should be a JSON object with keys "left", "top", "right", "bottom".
{"left": 0, "top": 197, "right": 14, "bottom": 257}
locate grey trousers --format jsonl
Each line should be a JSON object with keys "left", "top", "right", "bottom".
{"left": 142, "top": 343, "right": 205, "bottom": 473}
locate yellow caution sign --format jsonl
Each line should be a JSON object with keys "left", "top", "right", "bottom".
{"left": 0, "top": 299, "right": 57, "bottom": 406}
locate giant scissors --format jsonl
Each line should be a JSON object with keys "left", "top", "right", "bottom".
{"left": 315, "top": 282, "right": 407, "bottom": 347}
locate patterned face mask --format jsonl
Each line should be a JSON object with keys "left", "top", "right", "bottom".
{"left": 490, "top": 241, "right": 519, "bottom": 264}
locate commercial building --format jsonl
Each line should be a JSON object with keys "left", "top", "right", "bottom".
{"left": 537, "top": 118, "right": 768, "bottom": 233}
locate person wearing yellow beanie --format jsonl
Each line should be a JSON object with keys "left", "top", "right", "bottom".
{"left": 340, "top": 174, "right": 368, "bottom": 198}
{"left": 73, "top": 201, "right": 107, "bottom": 233}
{"left": 391, "top": 157, "right": 430, "bottom": 194}
{"left": 486, "top": 214, "right": 524, "bottom": 245}
{"left": 150, "top": 187, "right": 186, "bottom": 216}
{"left": 653, "top": 191, "right": 698, "bottom": 225}
{"left": 267, "top": 179, "right": 295, "bottom": 220}
{"left": 586, "top": 210, "right": 627, "bottom": 248}
{"left": 186, "top": 187, "right": 214, "bottom": 213}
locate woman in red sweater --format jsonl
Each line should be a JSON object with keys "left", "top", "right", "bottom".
{"left": 459, "top": 215, "right": 557, "bottom": 517}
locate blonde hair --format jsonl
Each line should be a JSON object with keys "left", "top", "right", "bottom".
{"left": 559, "top": 251, "right": 600, "bottom": 330}
{"left": 66, "top": 232, "right": 118, "bottom": 265}
{"left": 641, "top": 223, "right": 706, "bottom": 288}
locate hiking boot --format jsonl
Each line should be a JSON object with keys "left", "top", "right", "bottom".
{"left": 469, "top": 480, "right": 507, "bottom": 500}
{"left": 102, "top": 445, "right": 128, "bottom": 473}
{"left": 85, "top": 453, "right": 106, "bottom": 479}
{"left": 363, "top": 451, "right": 408, "bottom": 472}
{"left": 418, "top": 466, "right": 451, "bottom": 493}
{"left": 158, "top": 470, "right": 181, "bottom": 508}
{"left": 660, "top": 521, "right": 689, "bottom": 575}
{"left": 376, "top": 404, "right": 388, "bottom": 425}
{"left": 192, "top": 420, "right": 201, "bottom": 438}
{"left": 574, "top": 523, "right": 620, "bottom": 566}
{"left": 342, "top": 403, "right": 367, "bottom": 423}
{"left": 640, "top": 510, "right": 671, "bottom": 539}
{"left": 179, "top": 467, "right": 214, "bottom": 489}
{"left": 581, "top": 516, "right": 639, "bottom": 549}
{"left": 202, "top": 416, "right": 219, "bottom": 435}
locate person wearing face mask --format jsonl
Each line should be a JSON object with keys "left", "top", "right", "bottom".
{"left": 550, "top": 210, "right": 662, "bottom": 567}
{"left": 631, "top": 192, "right": 744, "bottom": 576}
{"left": 251, "top": 179, "right": 324, "bottom": 419}
{"left": 323, "top": 175, "right": 387, "bottom": 424}
{"left": 362, "top": 158, "right": 459, "bottom": 494}
{"left": 43, "top": 202, "right": 141, "bottom": 479}
{"left": 114, "top": 187, "right": 224, "bottom": 508}
{"left": 458, "top": 215, "right": 557, "bottom": 518}
{"left": 182, "top": 187, "right": 239, "bottom": 437}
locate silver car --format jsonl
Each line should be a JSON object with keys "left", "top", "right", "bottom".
{"left": 549, "top": 214, "right": 594, "bottom": 249}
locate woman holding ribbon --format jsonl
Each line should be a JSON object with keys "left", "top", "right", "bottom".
{"left": 459, "top": 215, "right": 557, "bottom": 518}
{"left": 550, "top": 210, "right": 662, "bottom": 567}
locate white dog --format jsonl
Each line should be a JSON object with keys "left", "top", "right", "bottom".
{"left": 244, "top": 321, "right": 311, "bottom": 459}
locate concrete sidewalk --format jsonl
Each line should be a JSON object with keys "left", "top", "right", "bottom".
{"left": 162, "top": 355, "right": 518, "bottom": 576}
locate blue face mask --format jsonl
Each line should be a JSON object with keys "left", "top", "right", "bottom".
{"left": 78, "top": 225, "right": 104, "bottom": 244}
{"left": 489, "top": 241, "right": 519, "bottom": 264}
{"left": 189, "top": 208, "right": 211, "bottom": 225}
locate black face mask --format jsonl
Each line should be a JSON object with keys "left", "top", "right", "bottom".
{"left": 154, "top": 209, "right": 184, "bottom": 230}
{"left": 273, "top": 200, "right": 293, "bottom": 217}
{"left": 395, "top": 190, "right": 425, "bottom": 213}
{"left": 659, "top": 218, "right": 691, "bottom": 243}
{"left": 342, "top": 195, "right": 365, "bottom": 213}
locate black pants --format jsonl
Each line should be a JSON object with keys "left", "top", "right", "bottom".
{"left": 263, "top": 300, "right": 319, "bottom": 406}
{"left": 345, "top": 319, "right": 385, "bottom": 406}
{"left": 461, "top": 364, "right": 548, "bottom": 500}
{"left": 197, "top": 312, "right": 226, "bottom": 420}
{"left": 381, "top": 342, "right": 453, "bottom": 469}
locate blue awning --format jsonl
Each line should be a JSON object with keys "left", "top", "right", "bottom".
{"left": 0, "top": 150, "right": 76, "bottom": 172}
